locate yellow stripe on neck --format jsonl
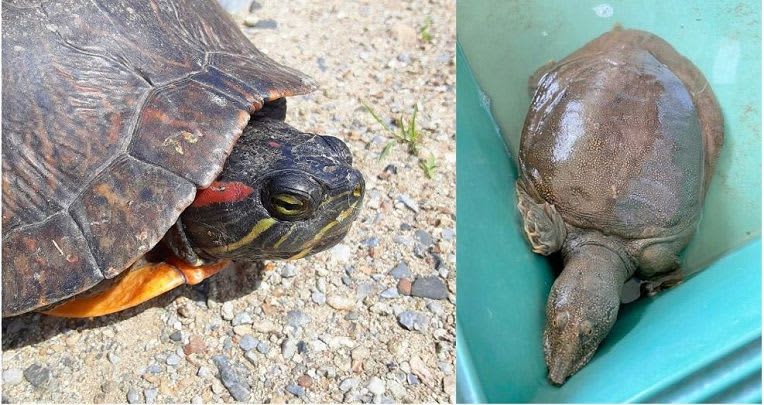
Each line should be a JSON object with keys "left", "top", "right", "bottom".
{"left": 208, "top": 217, "right": 277, "bottom": 255}
{"left": 274, "top": 224, "right": 296, "bottom": 249}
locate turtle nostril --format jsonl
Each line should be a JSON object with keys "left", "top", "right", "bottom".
{"left": 350, "top": 170, "right": 365, "bottom": 199}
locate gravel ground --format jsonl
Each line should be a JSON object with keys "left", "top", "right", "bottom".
{"left": 2, "top": 1, "right": 456, "bottom": 403}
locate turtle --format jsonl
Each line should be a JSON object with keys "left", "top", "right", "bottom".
{"left": 516, "top": 27, "right": 723, "bottom": 385}
{"left": 2, "top": 0, "right": 365, "bottom": 318}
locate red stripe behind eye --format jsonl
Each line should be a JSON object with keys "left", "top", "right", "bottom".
{"left": 191, "top": 181, "right": 254, "bottom": 207}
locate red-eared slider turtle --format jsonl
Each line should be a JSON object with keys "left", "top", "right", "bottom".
{"left": 2, "top": 0, "right": 365, "bottom": 318}
{"left": 516, "top": 27, "right": 723, "bottom": 385}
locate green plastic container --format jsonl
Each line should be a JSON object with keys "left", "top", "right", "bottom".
{"left": 456, "top": 1, "right": 762, "bottom": 402}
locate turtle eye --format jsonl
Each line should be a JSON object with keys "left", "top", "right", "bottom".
{"left": 580, "top": 320, "right": 593, "bottom": 336}
{"left": 270, "top": 193, "right": 309, "bottom": 219}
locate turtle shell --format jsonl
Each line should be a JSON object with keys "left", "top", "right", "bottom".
{"left": 519, "top": 29, "right": 723, "bottom": 242}
{"left": 2, "top": 0, "right": 315, "bottom": 316}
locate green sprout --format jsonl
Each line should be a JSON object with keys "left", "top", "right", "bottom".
{"left": 420, "top": 17, "right": 433, "bottom": 43}
{"left": 363, "top": 101, "right": 437, "bottom": 178}
{"left": 419, "top": 153, "right": 438, "bottom": 179}
{"left": 363, "top": 101, "right": 422, "bottom": 158}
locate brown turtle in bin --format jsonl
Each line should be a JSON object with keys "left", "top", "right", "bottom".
{"left": 2, "top": 0, "right": 365, "bottom": 318}
{"left": 516, "top": 27, "right": 723, "bottom": 385}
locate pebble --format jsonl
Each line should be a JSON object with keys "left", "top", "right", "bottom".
{"left": 330, "top": 244, "right": 352, "bottom": 262}
{"left": 414, "top": 230, "right": 434, "bottom": 247}
{"left": 441, "top": 228, "right": 455, "bottom": 241}
{"left": 311, "top": 291, "right": 326, "bottom": 305}
{"left": 281, "top": 339, "right": 298, "bottom": 360}
{"left": 243, "top": 15, "right": 258, "bottom": 27}
{"left": 253, "top": 18, "right": 278, "bottom": 29}
{"left": 244, "top": 351, "right": 258, "bottom": 366}
{"left": 169, "top": 330, "right": 182, "bottom": 342}
{"left": 232, "top": 312, "right": 253, "bottom": 326}
{"left": 411, "top": 276, "right": 448, "bottom": 300}
{"left": 252, "top": 320, "right": 279, "bottom": 333}
{"left": 397, "top": 194, "right": 420, "bottom": 213}
{"left": 197, "top": 366, "right": 211, "bottom": 379}
{"left": 410, "top": 355, "right": 433, "bottom": 385}
{"left": 361, "top": 236, "right": 380, "bottom": 248}
{"left": 23, "top": 364, "right": 50, "bottom": 387}
{"left": 393, "top": 235, "right": 413, "bottom": 247}
{"left": 177, "top": 304, "right": 193, "bottom": 318}
{"left": 397, "top": 278, "right": 412, "bottom": 295}
{"left": 126, "top": 387, "right": 142, "bottom": 404}
{"left": 367, "top": 377, "right": 385, "bottom": 395}
{"left": 217, "top": 0, "right": 251, "bottom": 14}
{"left": 146, "top": 363, "right": 163, "bottom": 374}
{"left": 316, "top": 56, "right": 328, "bottom": 72}
{"left": 397, "top": 311, "right": 429, "bottom": 331}
{"left": 144, "top": 388, "right": 158, "bottom": 404}
{"left": 297, "top": 375, "right": 313, "bottom": 388}
{"left": 183, "top": 335, "right": 207, "bottom": 355}
{"left": 212, "top": 356, "right": 251, "bottom": 402}
{"left": 406, "top": 373, "right": 419, "bottom": 385}
{"left": 427, "top": 301, "right": 444, "bottom": 316}
{"left": 3, "top": 368, "right": 23, "bottom": 385}
{"left": 166, "top": 353, "right": 182, "bottom": 366}
{"left": 286, "top": 383, "right": 305, "bottom": 397}
{"left": 380, "top": 287, "right": 399, "bottom": 299}
{"left": 220, "top": 302, "right": 235, "bottom": 321}
{"left": 339, "top": 377, "right": 359, "bottom": 392}
{"left": 233, "top": 325, "right": 251, "bottom": 336}
{"left": 239, "top": 334, "right": 258, "bottom": 352}
{"left": 286, "top": 310, "right": 310, "bottom": 328}
{"left": 327, "top": 295, "right": 355, "bottom": 311}
{"left": 356, "top": 282, "right": 375, "bottom": 300}
{"left": 256, "top": 341, "right": 270, "bottom": 354}
{"left": 281, "top": 264, "right": 298, "bottom": 278}
{"left": 388, "top": 262, "right": 412, "bottom": 279}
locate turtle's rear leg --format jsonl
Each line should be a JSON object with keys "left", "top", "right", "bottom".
{"left": 41, "top": 259, "right": 230, "bottom": 318}
{"left": 516, "top": 182, "right": 566, "bottom": 255}
{"left": 637, "top": 243, "right": 683, "bottom": 296}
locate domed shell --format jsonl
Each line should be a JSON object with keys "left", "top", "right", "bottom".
{"left": 519, "top": 29, "right": 723, "bottom": 241}
{"left": 2, "top": 0, "right": 315, "bottom": 316}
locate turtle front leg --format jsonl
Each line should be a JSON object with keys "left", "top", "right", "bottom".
{"left": 528, "top": 60, "right": 557, "bottom": 97}
{"left": 41, "top": 260, "right": 230, "bottom": 318}
{"left": 516, "top": 182, "right": 566, "bottom": 255}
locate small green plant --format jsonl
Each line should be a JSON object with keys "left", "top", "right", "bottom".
{"left": 363, "top": 101, "right": 438, "bottom": 178}
{"left": 419, "top": 153, "right": 438, "bottom": 179}
{"left": 363, "top": 101, "right": 422, "bottom": 159}
{"left": 420, "top": 17, "right": 433, "bottom": 43}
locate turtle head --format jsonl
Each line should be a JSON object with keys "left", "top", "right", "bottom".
{"left": 543, "top": 244, "right": 626, "bottom": 385}
{"left": 180, "top": 117, "right": 364, "bottom": 262}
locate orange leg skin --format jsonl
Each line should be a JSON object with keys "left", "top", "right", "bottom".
{"left": 42, "top": 260, "right": 230, "bottom": 318}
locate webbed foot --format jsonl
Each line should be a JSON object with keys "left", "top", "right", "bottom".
{"left": 516, "top": 182, "right": 566, "bottom": 255}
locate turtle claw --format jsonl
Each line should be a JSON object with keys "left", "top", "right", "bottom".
{"left": 516, "top": 183, "right": 566, "bottom": 256}
{"left": 640, "top": 269, "right": 684, "bottom": 297}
